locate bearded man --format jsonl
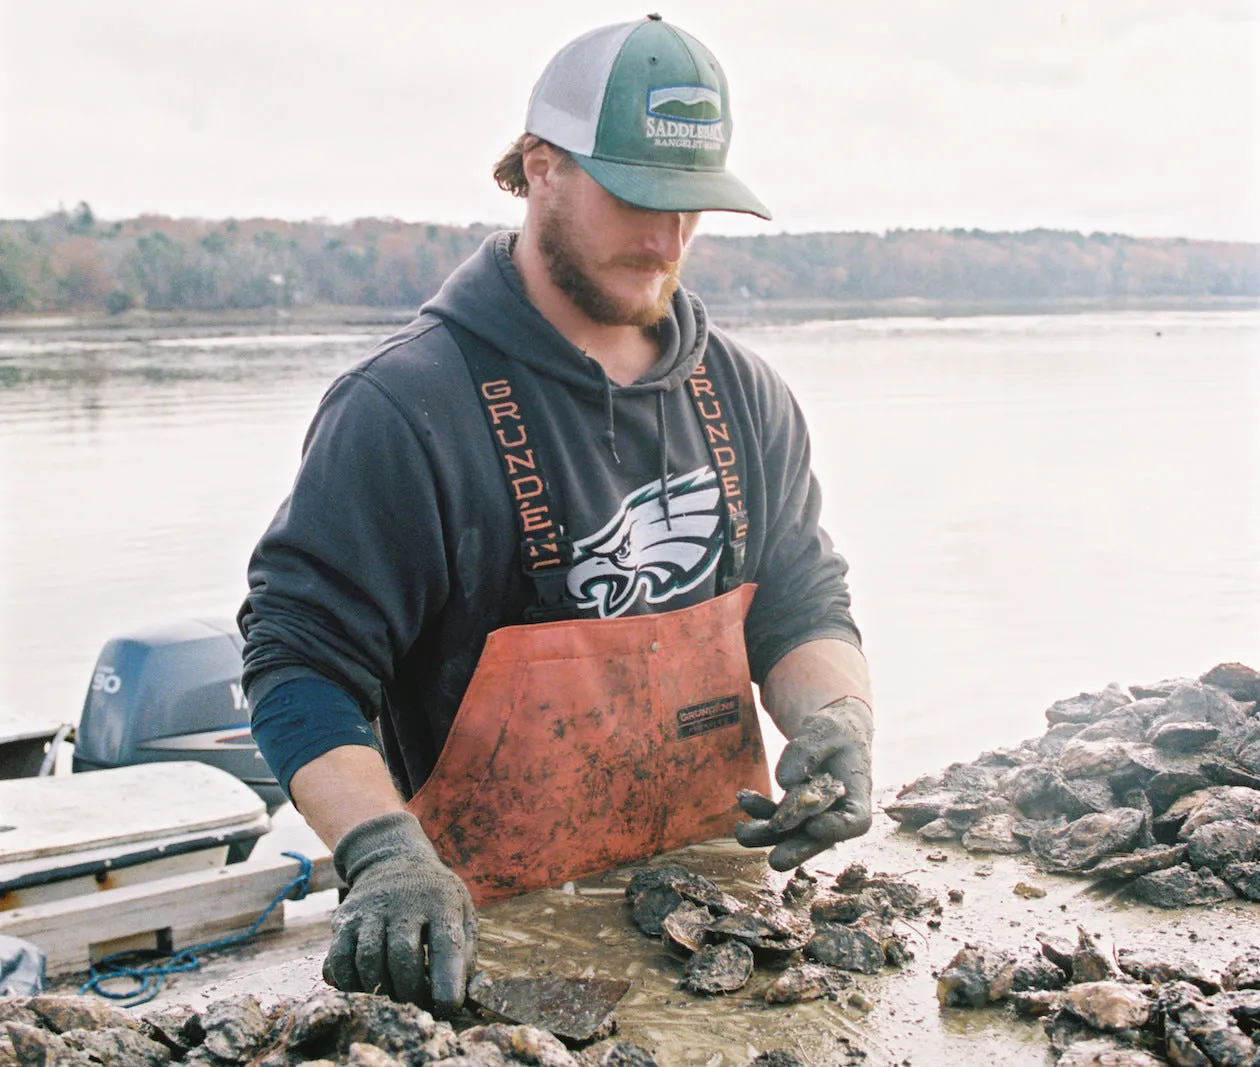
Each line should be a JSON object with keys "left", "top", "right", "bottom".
{"left": 239, "top": 15, "right": 873, "bottom": 1013}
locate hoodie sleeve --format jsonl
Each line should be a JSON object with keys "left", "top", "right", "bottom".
{"left": 736, "top": 347, "right": 862, "bottom": 686}
{"left": 238, "top": 366, "right": 449, "bottom": 716}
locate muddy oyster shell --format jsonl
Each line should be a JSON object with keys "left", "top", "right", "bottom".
{"left": 1222, "top": 949, "right": 1260, "bottom": 992}
{"left": 1061, "top": 982, "right": 1152, "bottom": 1032}
{"left": 961, "top": 813, "right": 1025, "bottom": 854}
{"left": 764, "top": 773, "right": 846, "bottom": 834}
{"left": 764, "top": 963, "right": 850, "bottom": 1005}
{"left": 1116, "top": 949, "right": 1220, "bottom": 994}
{"left": 630, "top": 885, "right": 683, "bottom": 937}
{"left": 1201, "top": 662, "right": 1260, "bottom": 703}
{"left": 1185, "top": 818, "right": 1260, "bottom": 874}
{"left": 660, "top": 901, "right": 714, "bottom": 955}
{"left": 1070, "top": 926, "right": 1117, "bottom": 984}
{"left": 1030, "top": 809, "right": 1147, "bottom": 872}
{"left": 1156, "top": 981, "right": 1257, "bottom": 1067}
{"left": 625, "top": 865, "right": 744, "bottom": 917}
{"left": 706, "top": 908, "right": 813, "bottom": 954}
{"left": 1221, "top": 860, "right": 1260, "bottom": 901}
{"left": 1177, "top": 786, "right": 1260, "bottom": 838}
{"left": 1128, "top": 863, "right": 1236, "bottom": 908}
{"left": 681, "top": 940, "right": 754, "bottom": 994}
{"left": 936, "top": 945, "right": 1014, "bottom": 1008}
{"left": 804, "top": 921, "right": 885, "bottom": 975}
{"left": 1086, "top": 843, "right": 1190, "bottom": 880}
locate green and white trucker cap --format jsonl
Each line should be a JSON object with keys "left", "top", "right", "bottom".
{"left": 525, "top": 14, "right": 771, "bottom": 220}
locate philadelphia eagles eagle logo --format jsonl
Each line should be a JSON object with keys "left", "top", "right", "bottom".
{"left": 566, "top": 467, "right": 723, "bottom": 618}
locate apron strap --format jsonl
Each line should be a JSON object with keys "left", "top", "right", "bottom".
{"left": 445, "top": 321, "right": 577, "bottom": 623}
{"left": 685, "top": 360, "right": 749, "bottom": 591}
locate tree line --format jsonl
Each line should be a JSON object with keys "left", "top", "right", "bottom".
{"left": 1, "top": 203, "right": 1256, "bottom": 316}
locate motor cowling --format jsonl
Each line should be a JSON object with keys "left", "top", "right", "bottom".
{"left": 73, "top": 619, "right": 284, "bottom": 811}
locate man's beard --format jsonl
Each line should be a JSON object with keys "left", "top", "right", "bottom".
{"left": 537, "top": 200, "right": 683, "bottom": 328}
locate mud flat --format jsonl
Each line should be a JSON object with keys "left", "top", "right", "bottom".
{"left": 105, "top": 822, "right": 1250, "bottom": 1067}
{"left": 36, "top": 665, "right": 1257, "bottom": 1065}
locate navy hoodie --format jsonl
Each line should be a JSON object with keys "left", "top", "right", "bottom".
{"left": 240, "top": 232, "right": 859, "bottom": 797}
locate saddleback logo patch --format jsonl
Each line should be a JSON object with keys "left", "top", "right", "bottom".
{"left": 676, "top": 695, "right": 742, "bottom": 740}
{"left": 566, "top": 467, "right": 723, "bottom": 618}
{"left": 644, "top": 86, "right": 725, "bottom": 151}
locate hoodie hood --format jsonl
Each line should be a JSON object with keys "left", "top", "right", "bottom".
{"left": 422, "top": 231, "right": 708, "bottom": 398}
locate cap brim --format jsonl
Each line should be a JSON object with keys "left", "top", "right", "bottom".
{"left": 572, "top": 154, "right": 772, "bottom": 220}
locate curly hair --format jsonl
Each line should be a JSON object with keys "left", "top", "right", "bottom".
{"left": 492, "top": 133, "right": 575, "bottom": 197}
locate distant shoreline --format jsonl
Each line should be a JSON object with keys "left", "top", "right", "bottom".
{"left": 2, "top": 293, "right": 1256, "bottom": 337}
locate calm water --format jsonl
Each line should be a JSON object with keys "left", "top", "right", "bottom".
{"left": 2, "top": 310, "right": 1257, "bottom": 788}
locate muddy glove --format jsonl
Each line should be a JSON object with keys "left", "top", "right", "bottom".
{"left": 324, "top": 811, "right": 477, "bottom": 1012}
{"left": 735, "top": 697, "right": 873, "bottom": 871}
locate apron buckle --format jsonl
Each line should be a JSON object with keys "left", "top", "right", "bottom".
{"left": 521, "top": 536, "right": 577, "bottom": 622}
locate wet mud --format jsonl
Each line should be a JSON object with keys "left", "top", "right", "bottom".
{"left": 61, "top": 662, "right": 1257, "bottom": 1066}
{"left": 124, "top": 828, "right": 1256, "bottom": 1066}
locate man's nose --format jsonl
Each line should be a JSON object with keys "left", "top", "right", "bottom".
{"left": 643, "top": 212, "right": 686, "bottom": 263}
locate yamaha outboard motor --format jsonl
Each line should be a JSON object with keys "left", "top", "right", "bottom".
{"left": 73, "top": 619, "right": 284, "bottom": 811}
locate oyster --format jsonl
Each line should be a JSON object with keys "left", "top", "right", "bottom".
{"left": 764, "top": 963, "right": 850, "bottom": 1005}
{"left": 660, "top": 901, "right": 714, "bottom": 956}
{"left": 1128, "top": 864, "right": 1236, "bottom": 908}
{"left": 681, "top": 940, "right": 754, "bottom": 995}
{"left": 1116, "top": 949, "right": 1219, "bottom": 994}
{"left": 804, "top": 922, "right": 885, "bottom": 975}
{"left": 1185, "top": 818, "right": 1260, "bottom": 874}
{"left": 465, "top": 973, "right": 628, "bottom": 1045}
{"left": 630, "top": 885, "right": 683, "bottom": 937}
{"left": 1060, "top": 982, "right": 1151, "bottom": 1032}
{"left": 1087, "top": 843, "right": 1190, "bottom": 880}
{"left": 1070, "top": 927, "right": 1117, "bottom": 984}
{"left": 764, "top": 772, "right": 846, "bottom": 834}
{"left": 706, "top": 908, "right": 813, "bottom": 954}
{"left": 936, "top": 945, "right": 1013, "bottom": 1008}
{"left": 1030, "top": 809, "right": 1147, "bottom": 872}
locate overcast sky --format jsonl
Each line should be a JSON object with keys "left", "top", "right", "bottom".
{"left": 1, "top": 1, "right": 1257, "bottom": 239}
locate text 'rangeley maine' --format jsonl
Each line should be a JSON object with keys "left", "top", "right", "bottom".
{"left": 645, "top": 85, "right": 725, "bottom": 151}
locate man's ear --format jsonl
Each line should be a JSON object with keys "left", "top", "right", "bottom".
{"left": 521, "top": 138, "right": 561, "bottom": 193}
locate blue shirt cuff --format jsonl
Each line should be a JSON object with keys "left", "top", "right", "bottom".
{"left": 250, "top": 675, "right": 380, "bottom": 802}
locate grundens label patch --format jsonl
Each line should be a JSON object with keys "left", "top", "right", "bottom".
{"left": 676, "top": 695, "right": 742, "bottom": 740}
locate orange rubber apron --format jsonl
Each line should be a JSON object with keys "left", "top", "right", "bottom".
{"left": 406, "top": 583, "right": 770, "bottom": 905}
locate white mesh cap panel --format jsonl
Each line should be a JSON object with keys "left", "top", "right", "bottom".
{"left": 525, "top": 21, "right": 640, "bottom": 157}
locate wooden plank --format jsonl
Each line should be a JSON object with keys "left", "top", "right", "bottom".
{"left": 0, "top": 851, "right": 341, "bottom": 976}
{"left": 0, "top": 813, "right": 271, "bottom": 887}
{"left": 0, "top": 762, "right": 267, "bottom": 863}
{"left": 0, "top": 846, "right": 229, "bottom": 910}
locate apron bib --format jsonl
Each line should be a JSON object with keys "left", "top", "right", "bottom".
{"left": 406, "top": 584, "right": 769, "bottom": 904}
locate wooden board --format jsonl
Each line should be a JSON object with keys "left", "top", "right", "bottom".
{"left": 0, "top": 850, "right": 342, "bottom": 975}
{"left": 0, "top": 762, "right": 266, "bottom": 863}
{"left": 0, "top": 812, "right": 271, "bottom": 890}
{"left": 1, "top": 845, "right": 230, "bottom": 909}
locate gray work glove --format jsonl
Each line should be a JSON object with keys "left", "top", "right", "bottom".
{"left": 323, "top": 811, "right": 477, "bottom": 1012}
{"left": 735, "top": 697, "right": 873, "bottom": 871}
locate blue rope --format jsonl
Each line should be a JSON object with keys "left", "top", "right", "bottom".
{"left": 80, "top": 851, "right": 313, "bottom": 1008}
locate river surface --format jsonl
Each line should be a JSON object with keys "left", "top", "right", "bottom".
{"left": 1, "top": 310, "right": 1257, "bottom": 789}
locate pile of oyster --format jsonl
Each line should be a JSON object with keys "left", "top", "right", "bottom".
{"left": 625, "top": 859, "right": 931, "bottom": 1002}
{"left": 0, "top": 988, "right": 668, "bottom": 1066}
{"left": 937, "top": 928, "right": 1260, "bottom": 1065}
{"left": 886, "top": 663, "right": 1260, "bottom": 906}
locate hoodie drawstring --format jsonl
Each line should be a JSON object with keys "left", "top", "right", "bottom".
{"left": 657, "top": 390, "right": 672, "bottom": 530}
{"left": 597, "top": 371, "right": 672, "bottom": 530}
{"left": 599, "top": 377, "right": 620, "bottom": 465}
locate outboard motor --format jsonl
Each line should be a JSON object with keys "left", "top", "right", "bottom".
{"left": 73, "top": 619, "right": 284, "bottom": 811}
